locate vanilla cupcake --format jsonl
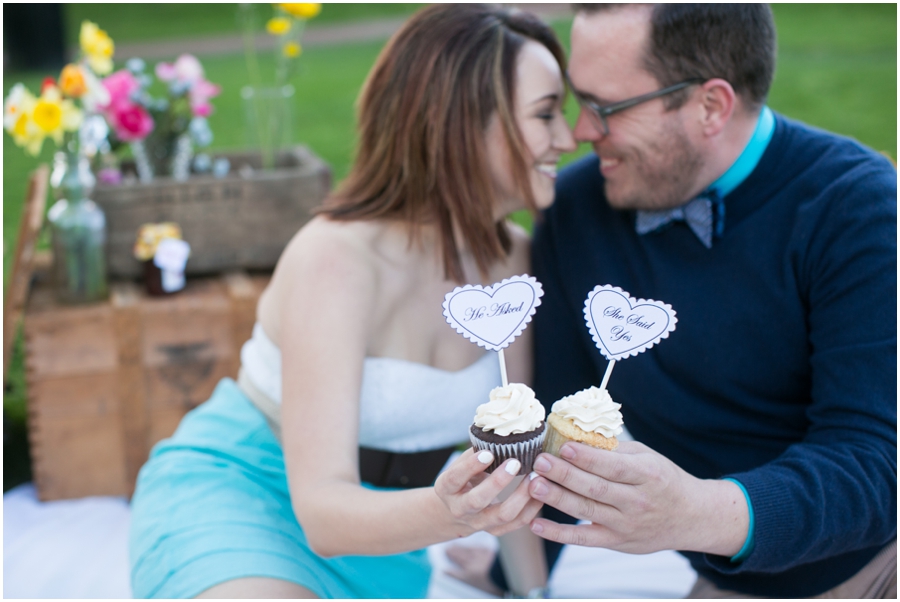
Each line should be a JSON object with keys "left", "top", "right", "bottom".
{"left": 544, "top": 386, "right": 623, "bottom": 455}
{"left": 469, "top": 383, "right": 546, "bottom": 475}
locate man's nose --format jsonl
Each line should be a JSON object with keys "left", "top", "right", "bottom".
{"left": 573, "top": 108, "right": 604, "bottom": 143}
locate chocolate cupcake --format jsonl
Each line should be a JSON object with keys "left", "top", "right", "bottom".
{"left": 543, "top": 386, "right": 623, "bottom": 456}
{"left": 469, "top": 383, "right": 546, "bottom": 475}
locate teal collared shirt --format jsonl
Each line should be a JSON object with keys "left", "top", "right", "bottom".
{"left": 710, "top": 105, "right": 775, "bottom": 197}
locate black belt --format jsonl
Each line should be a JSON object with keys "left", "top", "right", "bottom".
{"left": 359, "top": 445, "right": 458, "bottom": 489}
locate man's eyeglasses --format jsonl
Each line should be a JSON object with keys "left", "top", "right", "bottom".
{"left": 567, "top": 75, "right": 705, "bottom": 135}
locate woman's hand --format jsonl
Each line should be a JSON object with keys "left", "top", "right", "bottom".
{"left": 434, "top": 448, "right": 544, "bottom": 538}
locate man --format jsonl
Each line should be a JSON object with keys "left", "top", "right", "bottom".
{"left": 525, "top": 3, "right": 896, "bottom": 598}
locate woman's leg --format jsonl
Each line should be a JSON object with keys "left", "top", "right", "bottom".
{"left": 196, "top": 577, "right": 318, "bottom": 599}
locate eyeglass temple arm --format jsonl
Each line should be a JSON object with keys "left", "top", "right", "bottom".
{"left": 595, "top": 78, "right": 706, "bottom": 116}
{"left": 565, "top": 73, "right": 705, "bottom": 116}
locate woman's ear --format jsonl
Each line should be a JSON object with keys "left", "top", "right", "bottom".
{"left": 697, "top": 78, "right": 736, "bottom": 137}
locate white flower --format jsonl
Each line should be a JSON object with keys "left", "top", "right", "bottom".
{"left": 79, "top": 114, "right": 110, "bottom": 157}
{"left": 79, "top": 65, "right": 111, "bottom": 113}
{"left": 3, "top": 83, "right": 35, "bottom": 131}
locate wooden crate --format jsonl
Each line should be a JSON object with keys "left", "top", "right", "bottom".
{"left": 93, "top": 145, "right": 331, "bottom": 278}
{"left": 23, "top": 271, "right": 269, "bottom": 501}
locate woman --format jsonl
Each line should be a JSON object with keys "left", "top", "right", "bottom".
{"left": 129, "top": 4, "right": 576, "bottom": 598}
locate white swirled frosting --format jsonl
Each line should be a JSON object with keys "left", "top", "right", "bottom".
{"left": 473, "top": 383, "right": 545, "bottom": 436}
{"left": 551, "top": 386, "right": 623, "bottom": 438}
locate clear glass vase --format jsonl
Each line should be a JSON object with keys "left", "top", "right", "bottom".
{"left": 47, "top": 146, "right": 108, "bottom": 304}
{"left": 132, "top": 131, "right": 193, "bottom": 182}
{"left": 170, "top": 132, "right": 194, "bottom": 181}
{"left": 241, "top": 84, "right": 295, "bottom": 170}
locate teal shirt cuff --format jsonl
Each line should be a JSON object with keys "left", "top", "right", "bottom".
{"left": 722, "top": 477, "right": 755, "bottom": 563}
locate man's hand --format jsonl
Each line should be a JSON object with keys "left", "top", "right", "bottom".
{"left": 527, "top": 441, "right": 749, "bottom": 557}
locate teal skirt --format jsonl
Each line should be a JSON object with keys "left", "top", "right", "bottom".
{"left": 129, "top": 378, "right": 431, "bottom": 598}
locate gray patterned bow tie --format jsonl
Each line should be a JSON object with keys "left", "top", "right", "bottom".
{"left": 635, "top": 190, "right": 725, "bottom": 249}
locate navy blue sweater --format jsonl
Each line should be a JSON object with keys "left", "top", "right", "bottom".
{"left": 532, "top": 114, "right": 896, "bottom": 597}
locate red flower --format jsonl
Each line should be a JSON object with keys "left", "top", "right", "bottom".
{"left": 40, "top": 77, "right": 57, "bottom": 94}
{"left": 107, "top": 102, "right": 154, "bottom": 142}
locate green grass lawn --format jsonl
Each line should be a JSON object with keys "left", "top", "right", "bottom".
{"left": 63, "top": 3, "right": 424, "bottom": 44}
{"left": 2, "top": 4, "right": 896, "bottom": 491}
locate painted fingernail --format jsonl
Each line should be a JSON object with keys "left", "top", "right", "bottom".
{"left": 531, "top": 521, "right": 544, "bottom": 534}
{"left": 534, "top": 456, "right": 551, "bottom": 472}
{"left": 560, "top": 444, "right": 576, "bottom": 460}
{"left": 505, "top": 459, "right": 521, "bottom": 475}
{"left": 477, "top": 451, "right": 493, "bottom": 464}
{"left": 532, "top": 481, "right": 548, "bottom": 496}
{"left": 528, "top": 471, "right": 539, "bottom": 481}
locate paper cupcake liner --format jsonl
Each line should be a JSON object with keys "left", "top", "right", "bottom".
{"left": 469, "top": 429, "right": 546, "bottom": 475}
{"left": 542, "top": 420, "right": 571, "bottom": 458}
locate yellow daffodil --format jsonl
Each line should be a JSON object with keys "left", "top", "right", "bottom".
{"left": 278, "top": 3, "right": 321, "bottom": 19}
{"left": 80, "top": 20, "right": 114, "bottom": 75}
{"left": 32, "top": 86, "right": 64, "bottom": 133}
{"left": 266, "top": 16, "right": 292, "bottom": 35}
{"left": 59, "top": 64, "right": 88, "bottom": 98}
{"left": 5, "top": 77, "right": 88, "bottom": 156}
{"left": 283, "top": 42, "right": 302, "bottom": 58}
{"left": 31, "top": 85, "right": 83, "bottom": 153}
{"left": 4, "top": 84, "right": 43, "bottom": 155}
{"left": 13, "top": 115, "right": 44, "bottom": 156}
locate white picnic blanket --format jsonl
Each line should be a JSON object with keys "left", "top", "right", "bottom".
{"left": 4, "top": 482, "right": 696, "bottom": 598}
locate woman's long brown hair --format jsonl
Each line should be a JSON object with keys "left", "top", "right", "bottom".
{"left": 317, "top": 4, "right": 566, "bottom": 282}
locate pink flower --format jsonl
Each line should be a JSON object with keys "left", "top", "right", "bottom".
{"left": 107, "top": 102, "right": 154, "bottom": 142}
{"left": 188, "top": 79, "right": 221, "bottom": 117}
{"left": 101, "top": 69, "right": 140, "bottom": 109}
{"left": 99, "top": 69, "right": 153, "bottom": 142}
{"left": 155, "top": 54, "right": 220, "bottom": 117}
{"left": 156, "top": 54, "right": 204, "bottom": 84}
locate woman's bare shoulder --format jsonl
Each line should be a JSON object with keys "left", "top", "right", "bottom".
{"left": 261, "top": 218, "right": 380, "bottom": 326}
{"left": 278, "top": 217, "right": 379, "bottom": 278}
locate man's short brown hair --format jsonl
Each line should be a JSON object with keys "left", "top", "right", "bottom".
{"left": 577, "top": 3, "right": 776, "bottom": 110}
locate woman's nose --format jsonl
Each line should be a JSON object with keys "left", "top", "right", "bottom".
{"left": 554, "top": 118, "right": 578, "bottom": 152}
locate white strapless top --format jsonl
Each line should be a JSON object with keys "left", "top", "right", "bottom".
{"left": 240, "top": 323, "right": 501, "bottom": 452}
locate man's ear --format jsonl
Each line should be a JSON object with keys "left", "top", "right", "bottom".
{"left": 696, "top": 78, "right": 736, "bottom": 137}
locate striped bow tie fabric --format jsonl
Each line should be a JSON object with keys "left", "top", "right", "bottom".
{"left": 634, "top": 190, "right": 725, "bottom": 249}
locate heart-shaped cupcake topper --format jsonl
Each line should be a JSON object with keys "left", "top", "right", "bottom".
{"left": 443, "top": 274, "right": 543, "bottom": 385}
{"left": 583, "top": 284, "right": 677, "bottom": 390}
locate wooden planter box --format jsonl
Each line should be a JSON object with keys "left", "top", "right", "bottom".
{"left": 23, "top": 270, "right": 269, "bottom": 501}
{"left": 94, "top": 145, "right": 331, "bottom": 279}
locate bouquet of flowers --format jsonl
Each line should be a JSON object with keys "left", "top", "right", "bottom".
{"left": 3, "top": 20, "right": 113, "bottom": 157}
{"left": 101, "top": 54, "right": 222, "bottom": 181}
{"left": 3, "top": 19, "right": 222, "bottom": 183}
{"left": 2, "top": 21, "right": 119, "bottom": 303}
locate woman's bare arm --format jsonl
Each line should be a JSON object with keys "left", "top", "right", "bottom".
{"left": 278, "top": 222, "right": 542, "bottom": 557}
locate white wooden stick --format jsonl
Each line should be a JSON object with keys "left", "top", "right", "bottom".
{"left": 497, "top": 349, "right": 509, "bottom": 386}
{"left": 600, "top": 359, "right": 616, "bottom": 391}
